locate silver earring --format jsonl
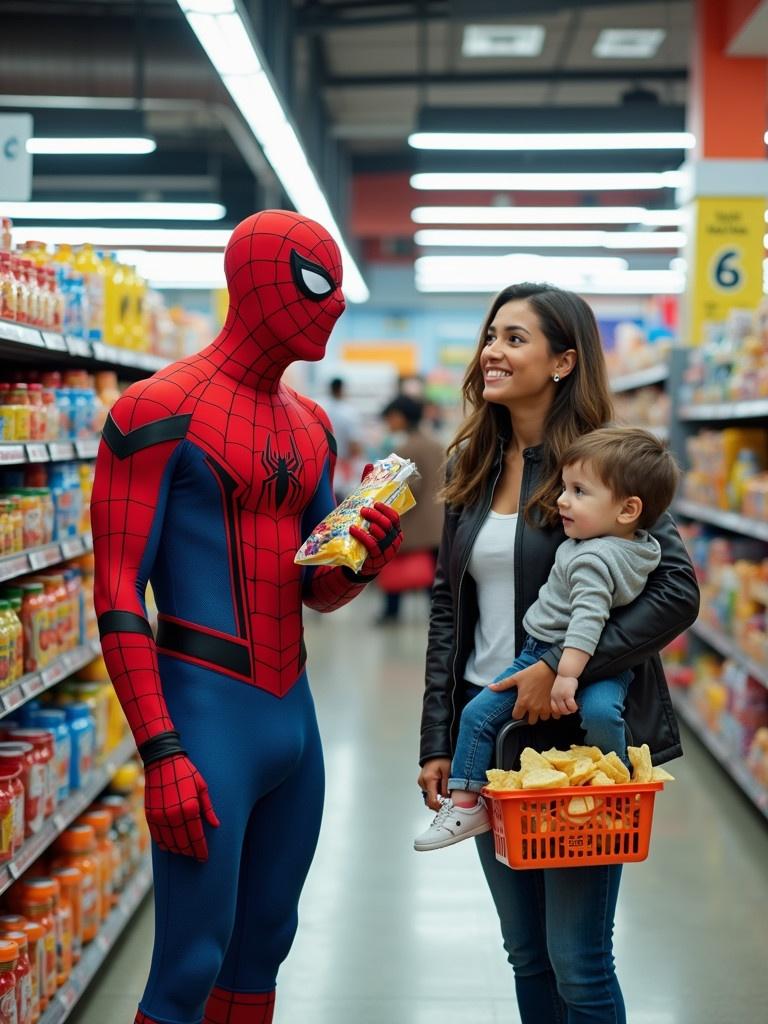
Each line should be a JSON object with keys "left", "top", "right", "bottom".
{"left": 553, "top": 374, "right": 561, "bottom": 383}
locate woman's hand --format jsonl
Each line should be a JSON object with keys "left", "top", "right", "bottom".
{"left": 417, "top": 758, "right": 451, "bottom": 811}
{"left": 489, "top": 659, "right": 557, "bottom": 725}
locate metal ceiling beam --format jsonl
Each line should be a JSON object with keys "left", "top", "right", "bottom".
{"left": 325, "top": 68, "right": 688, "bottom": 87}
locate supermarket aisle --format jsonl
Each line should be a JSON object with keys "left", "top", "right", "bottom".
{"left": 69, "top": 592, "right": 768, "bottom": 1024}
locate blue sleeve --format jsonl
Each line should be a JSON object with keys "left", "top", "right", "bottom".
{"left": 300, "top": 456, "right": 336, "bottom": 592}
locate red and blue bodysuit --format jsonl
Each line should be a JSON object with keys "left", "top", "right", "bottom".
{"left": 91, "top": 210, "right": 402, "bottom": 1024}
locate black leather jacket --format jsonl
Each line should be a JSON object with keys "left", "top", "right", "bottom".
{"left": 420, "top": 439, "right": 700, "bottom": 767}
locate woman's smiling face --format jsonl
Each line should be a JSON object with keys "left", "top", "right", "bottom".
{"left": 479, "top": 299, "right": 566, "bottom": 406}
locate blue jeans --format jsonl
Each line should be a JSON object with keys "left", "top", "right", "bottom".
{"left": 477, "top": 831, "right": 625, "bottom": 1024}
{"left": 449, "top": 637, "right": 632, "bottom": 793}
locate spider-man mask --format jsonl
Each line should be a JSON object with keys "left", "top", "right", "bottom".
{"left": 223, "top": 209, "right": 346, "bottom": 364}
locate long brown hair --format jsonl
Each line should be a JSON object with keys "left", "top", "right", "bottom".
{"left": 441, "top": 282, "right": 614, "bottom": 524}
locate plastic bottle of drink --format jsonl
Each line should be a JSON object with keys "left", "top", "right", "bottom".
{"left": 73, "top": 245, "right": 105, "bottom": 343}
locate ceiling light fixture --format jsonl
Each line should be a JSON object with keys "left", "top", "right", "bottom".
{"left": 26, "top": 137, "right": 157, "bottom": 155}
{"left": 593, "top": 29, "right": 666, "bottom": 59}
{"left": 462, "top": 24, "right": 546, "bottom": 58}
{"left": 414, "top": 255, "right": 684, "bottom": 295}
{"left": 408, "top": 131, "right": 693, "bottom": 151}
{"left": 410, "top": 171, "right": 686, "bottom": 191}
{"left": 11, "top": 226, "right": 232, "bottom": 249}
{"left": 3, "top": 201, "right": 227, "bottom": 221}
{"left": 115, "top": 249, "right": 227, "bottom": 289}
{"left": 411, "top": 206, "right": 686, "bottom": 226}
{"left": 413, "top": 229, "right": 685, "bottom": 249}
{"left": 177, "top": 0, "right": 368, "bottom": 302}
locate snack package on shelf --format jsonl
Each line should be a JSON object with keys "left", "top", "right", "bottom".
{"left": 683, "top": 428, "right": 768, "bottom": 517}
{"left": 295, "top": 454, "right": 417, "bottom": 572}
{"left": 680, "top": 304, "right": 768, "bottom": 405}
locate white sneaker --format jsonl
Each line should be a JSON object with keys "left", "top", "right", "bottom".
{"left": 413, "top": 795, "right": 491, "bottom": 851}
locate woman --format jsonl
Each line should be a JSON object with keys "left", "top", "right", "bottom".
{"left": 418, "top": 282, "right": 699, "bottom": 1024}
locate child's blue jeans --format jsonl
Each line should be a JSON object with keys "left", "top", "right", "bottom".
{"left": 448, "top": 636, "right": 633, "bottom": 793}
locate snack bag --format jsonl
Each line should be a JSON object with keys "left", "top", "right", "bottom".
{"left": 295, "top": 453, "right": 417, "bottom": 572}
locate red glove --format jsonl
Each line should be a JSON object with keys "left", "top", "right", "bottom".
{"left": 349, "top": 501, "right": 403, "bottom": 575}
{"left": 144, "top": 754, "right": 220, "bottom": 861}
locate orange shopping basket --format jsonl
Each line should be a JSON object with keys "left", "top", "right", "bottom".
{"left": 482, "top": 781, "right": 664, "bottom": 869}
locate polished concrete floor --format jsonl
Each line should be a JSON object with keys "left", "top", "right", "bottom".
{"left": 70, "top": 591, "right": 768, "bottom": 1024}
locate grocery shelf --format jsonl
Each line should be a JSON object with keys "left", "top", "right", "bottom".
{"left": 688, "top": 620, "right": 768, "bottom": 690}
{"left": 0, "top": 637, "right": 101, "bottom": 717}
{"left": 674, "top": 499, "right": 768, "bottom": 543}
{"left": 680, "top": 398, "right": 768, "bottom": 422}
{"left": 0, "top": 317, "right": 169, "bottom": 379}
{"left": 0, "top": 530, "right": 93, "bottom": 584}
{"left": 0, "top": 731, "right": 138, "bottom": 896}
{"left": 40, "top": 857, "right": 152, "bottom": 1024}
{"left": 0, "top": 437, "right": 99, "bottom": 466}
{"left": 609, "top": 364, "right": 669, "bottom": 393}
{"left": 672, "top": 689, "right": 768, "bottom": 820}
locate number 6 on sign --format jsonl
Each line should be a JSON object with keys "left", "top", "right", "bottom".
{"left": 713, "top": 249, "right": 742, "bottom": 290}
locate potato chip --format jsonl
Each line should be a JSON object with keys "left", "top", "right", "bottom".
{"left": 569, "top": 744, "right": 604, "bottom": 763}
{"left": 651, "top": 766, "right": 675, "bottom": 782}
{"left": 541, "top": 748, "right": 580, "bottom": 770}
{"left": 596, "top": 752, "right": 630, "bottom": 785}
{"left": 628, "top": 743, "right": 653, "bottom": 783}
{"left": 588, "top": 771, "right": 615, "bottom": 787}
{"left": 485, "top": 768, "right": 523, "bottom": 791}
{"left": 566, "top": 795, "right": 597, "bottom": 817}
{"left": 521, "top": 768, "right": 569, "bottom": 790}
{"left": 568, "top": 758, "right": 599, "bottom": 786}
{"left": 520, "top": 748, "right": 552, "bottom": 773}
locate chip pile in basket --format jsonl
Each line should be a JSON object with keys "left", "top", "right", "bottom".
{"left": 485, "top": 743, "right": 674, "bottom": 833}
{"left": 295, "top": 453, "right": 417, "bottom": 573}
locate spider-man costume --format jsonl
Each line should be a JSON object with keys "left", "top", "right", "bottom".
{"left": 91, "top": 210, "right": 402, "bottom": 1024}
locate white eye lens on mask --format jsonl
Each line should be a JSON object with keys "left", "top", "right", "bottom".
{"left": 300, "top": 267, "right": 333, "bottom": 297}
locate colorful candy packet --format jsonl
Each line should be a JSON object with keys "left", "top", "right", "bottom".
{"left": 295, "top": 453, "right": 418, "bottom": 572}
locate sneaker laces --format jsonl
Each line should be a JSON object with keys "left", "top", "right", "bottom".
{"left": 430, "top": 795, "right": 456, "bottom": 829}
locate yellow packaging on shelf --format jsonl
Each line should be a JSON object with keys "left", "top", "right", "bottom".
{"left": 295, "top": 453, "right": 417, "bottom": 572}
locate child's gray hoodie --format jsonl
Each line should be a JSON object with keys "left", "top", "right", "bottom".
{"left": 523, "top": 531, "right": 662, "bottom": 655}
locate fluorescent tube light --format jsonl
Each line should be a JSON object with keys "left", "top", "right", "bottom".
{"left": 593, "top": 29, "right": 666, "bottom": 59}
{"left": 410, "top": 171, "right": 686, "bottom": 191}
{"left": 411, "top": 206, "right": 686, "bottom": 226}
{"left": 3, "top": 201, "right": 226, "bottom": 221}
{"left": 409, "top": 132, "right": 694, "bottom": 151}
{"left": 414, "top": 255, "right": 683, "bottom": 295}
{"left": 11, "top": 226, "right": 232, "bottom": 249}
{"left": 462, "top": 24, "right": 545, "bottom": 58}
{"left": 414, "top": 229, "right": 685, "bottom": 249}
{"left": 27, "top": 137, "right": 157, "bottom": 155}
{"left": 177, "top": 0, "right": 368, "bottom": 302}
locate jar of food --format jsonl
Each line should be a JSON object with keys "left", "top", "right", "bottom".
{"left": 94, "top": 794, "right": 138, "bottom": 879}
{"left": 5, "top": 502, "right": 22, "bottom": 557}
{"left": 78, "top": 810, "right": 114, "bottom": 914}
{"left": 18, "top": 586, "right": 45, "bottom": 675}
{"left": 0, "top": 931, "right": 31, "bottom": 1024}
{"left": 0, "top": 940, "right": 17, "bottom": 1024}
{"left": 26, "top": 386, "right": 45, "bottom": 444}
{"left": 17, "top": 494, "right": 42, "bottom": 552}
{"left": 50, "top": 867, "right": 83, "bottom": 966}
{"left": 19, "top": 922, "right": 43, "bottom": 1020}
{"left": 0, "top": 766, "right": 23, "bottom": 858}
{"left": 0, "top": 769, "right": 14, "bottom": 864}
{"left": 9, "top": 883, "right": 55, "bottom": 1004}
{"left": 0, "top": 605, "right": 11, "bottom": 692}
{"left": 49, "top": 825, "right": 100, "bottom": 942}
{"left": 0, "top": 744, "right": 36, "bottom": 840}
{"left": 4, "top": 732, "right": 54, "bottom": 820}
{"left": 26, "top": 712, "right": 69, "bottom": 806}
{"left": 23, "top": 879, "right": 70, "bottom": 989}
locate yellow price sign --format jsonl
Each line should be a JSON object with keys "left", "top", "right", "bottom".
{"left": 688, "top": 196, "right": 766, "bottom": 345}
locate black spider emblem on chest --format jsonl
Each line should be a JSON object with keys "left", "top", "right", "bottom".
{"left": 260, "top": 435, "right": 303, "bottom": 509}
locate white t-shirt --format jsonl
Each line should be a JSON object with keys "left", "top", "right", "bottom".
{"left": 323, "top": 396, "right": 362, "bottom": 462}
{"left": 463, "top": 511, "right": 518, "bottom": 686}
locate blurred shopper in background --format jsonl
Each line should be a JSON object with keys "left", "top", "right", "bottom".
{"left": 417, "top": 282, "right": 699, "bottom": 1024}
{"left": 324, "top": 376, "right": 364, "bottom": 502}
{"left": 375, "top": 394, "right": 445, "bottom": 624}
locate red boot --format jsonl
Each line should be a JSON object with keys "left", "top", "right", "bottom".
{"left": 203, "top": 986, "right": 276, "bottom": 1024}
